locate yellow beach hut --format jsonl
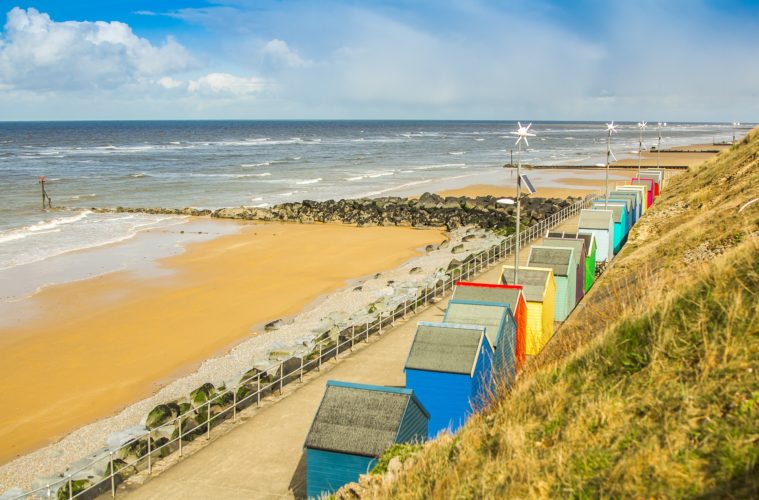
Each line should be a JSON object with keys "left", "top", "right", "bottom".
{"left": 500, "top": 266, "right": 556, "bottom": 355}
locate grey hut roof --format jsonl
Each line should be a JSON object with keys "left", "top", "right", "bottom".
{"left": 305, "top": 382, "right": 425, "bottom": 457}
{"left": 502, "top": 266, "right": 552, "bottom": 302}
{"left": 542, "top": 237, "right": 584, "bottom": 261}
{"left": 445, "top": 302, "right": 507, "bottom": 349}
{"left": 638, "top": 172, "right": 662, "bottom": 185}
{"left": 547, "top": 231, "right": 594, "bottom": 252}
{"left": 609, "top": 191, "right": 639, "bottom": 206}
{"left": 592, "top": 204, "right": 623, "bottom": 223}
{"left": 527, "top": 246, "right": 574, "bottom": 276}
{"left": 578, "top": 209, "right": 613, "bottom": 230}
{"left": 452, "top": 284, "right": 521, "bottom": 308}
{"left": 632, "top": 178, "right": 654, "bottom": 189}
{"left": 405, "top": 322, "right": 484, "bottom": 376}
{"left": 606, "top": 196, "right": 632, "bottom": 211}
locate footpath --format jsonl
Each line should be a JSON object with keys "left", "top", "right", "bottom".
{"left": 123, "top": 215, "right": 580, "bottom": 500}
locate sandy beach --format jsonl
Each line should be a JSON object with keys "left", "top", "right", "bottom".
{"left": 0, "top": 222, "right": 441, "bottom": 464}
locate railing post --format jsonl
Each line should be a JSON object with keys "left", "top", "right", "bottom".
{"left": 379, "top": 312, "right": 383, "bottom": 335}
{"left": 256, "top": 374, "right": 261, "bottom": 408}
{"left": 233, "top": 389, "right": 237, "bottom": 423}
{"left": 46, "top": 484, "right": 51, "bottom": 499}
{"left": 364, "top": 322, "right": 369, "bottom": 343}
{"left": 279, "top": 362, "right": 284, "bottom": 394}
{"left": 350, "top": 325, "right": 355, "bottom": 351}
{"left": 110, "top": 451, "right": 116, "bottom": 497}
{"left": 299, "top": 356, "right": 304, "bottom": 383}
{"left": 206, "top": 400, "right": 211, "bottom": 440}
{"left": 147, "top": 434, "right": 152, "bottom": 474}
{"left": 318, "top": 343, "right": 322, "bottom": 371}
{"left": 68, "top": 475, "right": 72, "bottom": 500}
{"left": 178, "top": 415, "right": 183, "bottom": 456}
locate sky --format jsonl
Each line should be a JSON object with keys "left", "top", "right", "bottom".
{"left": 0, "top": 0, "right": 757, "bottom": 121}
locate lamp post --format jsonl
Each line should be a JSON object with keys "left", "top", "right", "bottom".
{"left": 637, "top": 121, "right": 647, "bottom": 178}
{"left": 604, "top": 121, "right": 618, "bottom": 209}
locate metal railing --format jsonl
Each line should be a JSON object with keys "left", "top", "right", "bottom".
{"left": 11, "top": 194, "right": 598, "bottom": 500}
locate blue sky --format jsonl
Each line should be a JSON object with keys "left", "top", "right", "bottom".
{"left": 0, "top": 0, "right": 757, "bottom": 120}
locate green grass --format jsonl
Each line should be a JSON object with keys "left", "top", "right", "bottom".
{"left": 347, "top": 127, "right": 759, "bottom": 499}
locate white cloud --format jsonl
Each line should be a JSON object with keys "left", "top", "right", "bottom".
{"left": 0, "top": 7, "right": 196, "bottom": 91}
{"left": 157, "top": 76, "right": 183, "bottom": 89}
{"left": 260, "top": 39, "right": 309, "bottom": 68}
{"left": 187, "top": 73, "right": 266, "bottom": 96}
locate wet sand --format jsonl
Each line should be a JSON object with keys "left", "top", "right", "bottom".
{"left": 0, "top": 222, "right": 441, "bottom": 464}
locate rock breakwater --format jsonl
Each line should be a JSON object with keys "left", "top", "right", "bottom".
{"left": 93, "top": 193, "right": 580, "bottom": 231}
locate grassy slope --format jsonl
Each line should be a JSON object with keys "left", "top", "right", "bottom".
{"left": 365, "top": 128, "right": 759, "bottom": 498}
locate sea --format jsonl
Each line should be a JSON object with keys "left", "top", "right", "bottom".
{"left": 0, "top": 120, "right": 742, "bottom": 298}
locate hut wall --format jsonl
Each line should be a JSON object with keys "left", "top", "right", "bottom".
{"left": 553, "top": 275, "right": 571, "bottom": 321}
{"left": 405, "top": 369, "right": 474, "bottom": 438}
{"left": 580, "top": 228, "right": 611, "bottom": 262}
{"left": 306, "top": 448, "right": 375, "bottom": 498}
{"left": 396, "top": 400, "right": 429, "bottom": 443}
{"left": 541, "top": 276, "right": 557, "bottom": 349}
{"left": 514, "top": 297, "right": 527, "bottom": 370}
{"left": 525, "top": 300, "right": 545, "bottom": 356}
{"left": 585, "top": 245, "right": 596, "bottom": 292}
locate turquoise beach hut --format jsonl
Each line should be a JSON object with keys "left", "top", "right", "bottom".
{"left": 594, "top": 198, "right": 631, "bottom": 233}
{"left": 592, "top": 203, "right": 627, "bottom": 253}
{"left": 578, "top": 209, "right": 614, "bottom": 262}
{"left": 527, "top": 245, "right": 577, "bottom": 321}
{"left": 404, "top": 322, "right": 493, "bottom": 438}
{"left": 305, "top": 381, "right": 429, "bottom": 498}
{"left": 610, "top": 190, "right": 641, "bottom": 224}
{"left": 444, "top": 292, "right": 518, "bottom": 385}
{"left": 616, "top": 185, "right": 647, "bottom": 216}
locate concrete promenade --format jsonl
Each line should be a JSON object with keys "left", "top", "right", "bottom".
{"left": 123, "top": 215, "right": 580, "bottom": 500}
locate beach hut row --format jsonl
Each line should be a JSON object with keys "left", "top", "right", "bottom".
{"left": 303, "top": 171, "right": 666, "bottom": 497}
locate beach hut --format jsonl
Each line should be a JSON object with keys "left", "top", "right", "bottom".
{"left": 501, "top": 266, "right": 556, "bottom": 355}
{"left": 451, "top": 282, "right": 527, "bottom": 372}
{"left": 631, "top": 178, "right": 654, "bottom": 207}
{"left": 404, "top": 322, "right": 492, "bottom": 438}
{"left": 592, "top": 203, "right": 627, "bottom": 254}
{"left": 547, "top": 231, "right": 597, "bottom": 292}
{"left": 609, "top": 190, "right": 641, "bottom": 224}
{"left": 542, "top": 236, "right": 586, "bottom": 304}
{"left": 578, "top": 209, "right": 614, "bottom": 262}
{"left": 616, "top": 185, "right": 647, "bottom": 216}
{"left": 639, "top": 170, "right": 664, "bottom": 195}
{"left": 594, "top": 198, "right": 631, "bottom": 233}
{"left": 641, "top": 169, "right": 665, "bottom": 191}
{"left": 527, "top": 246, "right": 577, "bottom": 320}
{"left": 305, "top": 381, "right": 429, "bottom": 498}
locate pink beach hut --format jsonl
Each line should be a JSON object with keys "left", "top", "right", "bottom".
{"left": 631, "top": 178, "right": 654, "bottom": 207}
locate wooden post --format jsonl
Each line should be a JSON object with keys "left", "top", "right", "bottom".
{"left": 39, "top": 176, "right": 47, "bottom": 210}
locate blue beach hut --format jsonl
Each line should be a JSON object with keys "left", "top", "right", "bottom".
{"left": 304, "top": 381, "right": 429, "bottom": 498}
{"left": 444, "top": 293, "right": 517, "bottom": 385}
{"left": 594, "top": 199, "right": 631, "bottom": 234}
{"left": 404, "top": 322, "right": 493, "bottom": 438}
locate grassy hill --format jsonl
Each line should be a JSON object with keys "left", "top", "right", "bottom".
{"left": 342, "top": 127, "right": 759, "bottom": 498}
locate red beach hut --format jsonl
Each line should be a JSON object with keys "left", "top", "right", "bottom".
{"left": 631, "top": 178, "right": 655, "bottom": 207}
{"left": 452, "top": 282, "right": 528, "bottom": 371}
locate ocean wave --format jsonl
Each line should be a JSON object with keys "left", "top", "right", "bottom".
{"left": 0, "top": 211, "right": 91, "bottom": 244}
{"left": 241, "top": 162, "right": 270, "bottom": 168}
{"left": 130, "top": 172, "right": 148, "bottom": 178}
{"left": 415, "top": 163, "right": 466, "bottom": 170}
{"left": 69, "top": 193, "right": 97, "bottom": 200}
{"left": 448, "top": 151, "right": 466, "bottom": 155}
{"left": 295, "top": 178, "right": 322, "bottom": 185}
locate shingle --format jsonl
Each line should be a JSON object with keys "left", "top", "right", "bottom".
{"left": 452, "top": 285, "right": 521, "bottom": 307}
{"left": 578, "top": 209, "right": 613, "bottom": 230}
{"left": 528, "top": 246, "right": 573, "bottom": 276}
{"left": 305, "top": 385, "right": 409, "bottom": 457}
{"left": 445, "top": 302, "right": 506, "bottom": 348}
{"left": 405, "top": 324, "right": 483, "bottom": 375}
{"left": 502, "top": 266, "right": 550, "bottom": 302}
{"left": 592, "top": 203, "right": 624, "bottom": 222}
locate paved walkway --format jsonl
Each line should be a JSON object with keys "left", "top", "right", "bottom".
{"left": 123, "top": 215, "right": 581, "bottom": 500}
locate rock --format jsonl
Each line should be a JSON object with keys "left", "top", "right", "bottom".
{"left": 462, "top": 234, "right": 476, "bottom": 242}
{"left": 409, "top": 267, "right": 423, "bottom": 275}
{"left": 146, "top": 402, "right": 180, "bottom": 430}
{"left": 190, "top": 383, "right": 216, "bottom": 407}
{"left": 424, "top": 244, "right": 435, "bottom": 253}
{"left": 451, "top": 243, "right": 465, "bottom": 254}
{"left": 447, "top": 259, "right": 463, "bottom": 270}
{"left": 265, "top": 319, "right": 283, "bottom": 331}
{"left": 438, "top": 239, "right": 450, "bottom": 249}
{"left": 353, "top": 285, "right": 363, "bottom": 291}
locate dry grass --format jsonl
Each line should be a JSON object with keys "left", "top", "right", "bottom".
{"left": 358, "top": 127, "right": 759, "bottom": 499}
